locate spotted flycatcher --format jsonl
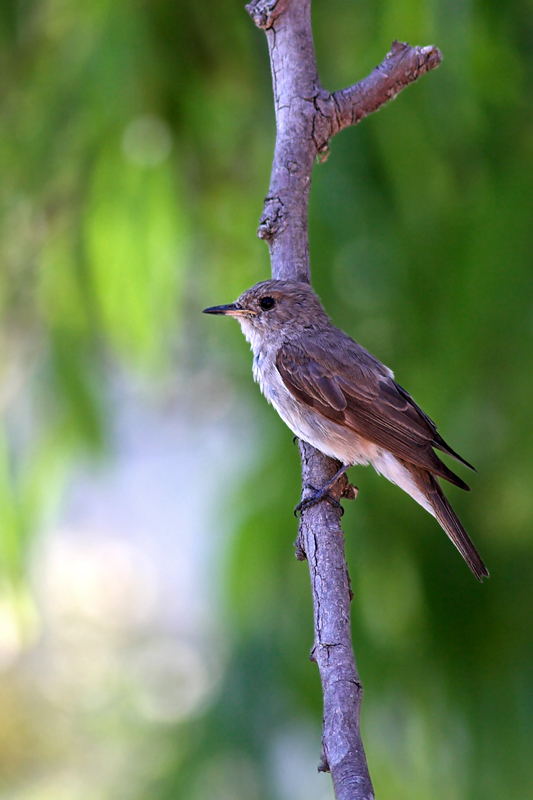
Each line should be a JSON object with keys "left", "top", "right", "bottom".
{"left": 203, "top": 279, "right": 488, "bottom": 580}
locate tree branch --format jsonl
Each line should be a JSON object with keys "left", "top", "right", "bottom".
{"left": 331, "top": 40, "right": 442, "bottom": 134}
{"left": 245, "top": 1, "right": 441, "bottom": 797}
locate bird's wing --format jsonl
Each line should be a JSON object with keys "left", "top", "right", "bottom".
{"left": 276, "top": 337, "right": 471, "bottom": 489}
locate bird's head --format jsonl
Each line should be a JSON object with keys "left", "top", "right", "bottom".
{"left": 203, "top": 279, "right": 329, "bottom": 345}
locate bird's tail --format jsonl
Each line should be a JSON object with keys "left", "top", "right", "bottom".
{"left": 409, "top": 466, "right": 489, "bottom": 581}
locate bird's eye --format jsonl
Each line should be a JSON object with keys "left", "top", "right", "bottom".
{"left": 259, "top": 296, "right": 276, "bottom": 311}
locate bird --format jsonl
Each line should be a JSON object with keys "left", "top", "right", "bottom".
{"left": 203, "top": 279, "right": 488, "bottom": 581}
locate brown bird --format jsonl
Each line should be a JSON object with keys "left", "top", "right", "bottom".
{"left": 204, "top": 279, "right": 488, "bottom": 581}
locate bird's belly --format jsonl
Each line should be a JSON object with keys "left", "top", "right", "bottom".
{"left": 273, "top": 392, "right": 434, "bottom": 514}
{"left": 271, "top": 393, "right": 377, "bottom": 466}
{"left": 256, "top": 357, "right": 379, "bottom": 465}
{"left": 254, "top": 356, "right": 435, "bottom": 516}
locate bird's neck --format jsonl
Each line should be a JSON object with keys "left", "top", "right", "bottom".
{"left": 238, "top": 319, "right": 283, "bottom": 358}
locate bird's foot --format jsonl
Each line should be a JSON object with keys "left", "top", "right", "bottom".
{"left": 294, "top": 484, "right": 344, "bottom": 517}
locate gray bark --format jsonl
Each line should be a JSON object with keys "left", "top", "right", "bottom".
{"left": 245, "top": 1, "right": 441, "bottom": 797}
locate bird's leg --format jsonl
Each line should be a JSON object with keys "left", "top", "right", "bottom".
{"left": 294, "top": 464, "right": 350, "bottom": 515}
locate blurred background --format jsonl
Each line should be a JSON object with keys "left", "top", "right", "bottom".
{"left": 0, "top": 0, "right": 532, "bottom": 798}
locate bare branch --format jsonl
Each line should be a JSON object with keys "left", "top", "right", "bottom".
{"left": 246, "top": 0, "right": 321, "bottom": 280}
{"left": 331, "top": 40, "right": 442, "bottom": 134}
{"left": 295, "top": 442, "right": 372, "bottom": 798}
{"left": 245, "top": 1, "right": 441, "bottom": 797}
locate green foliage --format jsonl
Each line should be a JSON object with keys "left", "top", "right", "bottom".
{"left": 1, "top": 0, "right": 532, "bottom": 798}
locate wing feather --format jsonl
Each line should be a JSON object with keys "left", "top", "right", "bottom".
{"left": 276, "top": 336, "right": 472, "bottom": 490}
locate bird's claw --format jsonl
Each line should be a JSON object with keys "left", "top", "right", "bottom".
{"left": 294, "top": 485, "right": 344, "bottom": 517}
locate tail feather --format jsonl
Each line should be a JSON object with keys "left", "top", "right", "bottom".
{"left": 410, "top": 467, "right": 489, "bottom": 581}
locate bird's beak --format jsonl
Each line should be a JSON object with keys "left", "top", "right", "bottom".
{"left": 202, "top": 303, "right": 252, "bottom": 317}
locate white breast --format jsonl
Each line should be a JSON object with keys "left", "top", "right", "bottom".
{"left": 247, "top": 335, "right": 374, "bottom": 467}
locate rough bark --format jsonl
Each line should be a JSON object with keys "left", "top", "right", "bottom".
{"left": 245, "top": 1, "right": 441, "bottom": 797}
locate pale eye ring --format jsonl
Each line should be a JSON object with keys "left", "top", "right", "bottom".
{"left": 259, "top": 296, "right": 276, "bottom": 311}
